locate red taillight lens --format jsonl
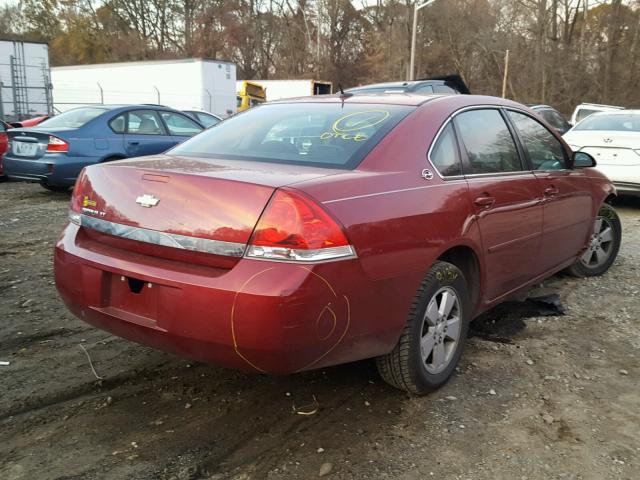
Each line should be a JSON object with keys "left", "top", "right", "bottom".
{"left": 47, "top": 135, "right": 69, "bottom": 153}
{"left": 246, "top": 189, "right": 355, "bottom": 262}
{"left": 68, "top": 169, "right": 88, "bottom": 224}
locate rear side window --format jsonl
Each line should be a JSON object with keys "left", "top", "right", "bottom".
{"left": 415, "top": 85, "right": 434, "bottom": 94}
{"left": 0, "top": 122, "right": 5, "bottom": 133}
{"left": 109, "top": 114, "right": 126, "bottom": 133}
{"left": 128, "top": 110, "right": 164, "bottom": 135}
{"left": 195, "top": 113, "right": 220, "bottom": 127}
{"left": 434, "top": 85, "right": 456, "bottom": 94}
{"left": 454, "top": 109, "right": 522, "bottom": 174}
{"left": 508, "top": 111, "right": 566, "bottom": 170}
{"left": 160, "top": 112, "right": 203, "bottom": 136}
{"left": 430, "top": 124, "right": 461, "bottom": 176}
{"left": 168, "top": 103, "right": 413, "bottom": 169}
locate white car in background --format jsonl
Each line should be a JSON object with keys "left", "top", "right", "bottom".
{"left": 570, "top": 103, "right": 624, "bottom": 126}
{"left": 564, "top": 110, "right": 640, "bottom": 196}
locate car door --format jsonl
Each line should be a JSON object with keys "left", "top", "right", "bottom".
{"left": 124, "top": 109, "right": 174, "bottom": 157}
{"left": 158, "top": 111, "right": 204, "bottom": 146}
{"left": 454, "top": 108, "right": 543, "bottom": 301}
{"left": 506, "top": 109, "right": 593, "bottom": 273}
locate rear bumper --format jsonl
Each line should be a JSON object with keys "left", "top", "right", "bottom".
{"left": 54, "top": 223, "right": 412, "bottom": 374}
{"left": 2, "top": 154, "right": 101, "bottom": 186}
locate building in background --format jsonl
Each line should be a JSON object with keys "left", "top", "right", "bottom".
{"left": 51, "top": 58, "right": 237, "bottom": 118}
{"left": 0, "top": 40, "right": 53, "bottom": 121}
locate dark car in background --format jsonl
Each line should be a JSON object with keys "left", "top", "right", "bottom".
{"left": 530, "top": 104, "right": 571, "bottom": 135}
{"left": 2, "top": 105, "right": 204, "bottom": 191}
{"left": 347, "top": 75, "right": 470, "bottom": 96}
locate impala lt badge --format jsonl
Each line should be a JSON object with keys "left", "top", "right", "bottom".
{"left": 136, "top": 194, "right": 160, "bottom": 208}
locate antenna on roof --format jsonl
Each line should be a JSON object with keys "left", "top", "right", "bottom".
{"left": 338, "top": 83, "right": 352, "bottom": 98}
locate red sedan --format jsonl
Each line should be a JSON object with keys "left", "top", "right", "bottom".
{"left": 0, "top": 119, "right": 10, "bottom": 177}
{"left": 54, "top": 94, "right": 621, "bottom": 394}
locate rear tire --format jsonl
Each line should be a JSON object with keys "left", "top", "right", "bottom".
{"left": 376, "top": 261, "right": 471, "bottom": 394}
{"left": 565, "top": 203, "right": 621, "bottom": 277}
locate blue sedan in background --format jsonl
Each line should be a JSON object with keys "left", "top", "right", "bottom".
{"left": 2, "top": 105, "right": 204, "bottom": 191}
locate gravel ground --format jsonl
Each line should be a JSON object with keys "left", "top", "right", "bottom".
{"left": 0, "top": 181, "right": 639, "bottom": 480}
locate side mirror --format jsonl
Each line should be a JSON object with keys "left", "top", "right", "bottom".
{"left": 572, "top": 151, "right": 596, "bottom": 168}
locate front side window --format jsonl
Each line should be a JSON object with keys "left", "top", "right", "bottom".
{"left": 454, "top": 109, "right": 522, "bottom": 174}
{"left": 160, "top": 112, "right": 203, "bottom": 136}
{"left": 508, "top": 111, "right": 566, "bottom": 171}
{"left": 38, "top": 107, "right": 106, "bottom": 129}
{"left": 430, "top": 123, "right": 461, "bottom": 176}
{"left": 128, "top": 110, "right": 164, "bottom": 135}
{"left": 168, "top": 103, "right": 413, "bottom": 169}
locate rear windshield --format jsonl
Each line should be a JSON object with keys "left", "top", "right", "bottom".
{"left": 574, "top": 114, "right": 640, "bottom": 132}
{"left": 168, "top": 103, "right": 413, "bottom": 169}
{"left": 39, "top": 107, "right": 107, "bottom": 129}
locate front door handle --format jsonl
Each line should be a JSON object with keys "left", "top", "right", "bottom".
{"left": 544, "top": 186, "right": 560, "bottom": 197}
{"left": 128, "top": 141, "right": 140, "bottom": 146}
{"left": 474, "top": 195, "right": 496, "bottom": 208}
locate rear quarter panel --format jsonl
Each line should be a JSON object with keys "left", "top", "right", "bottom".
{"left": 294, "top": 98, "right": 484, "bottom": 354}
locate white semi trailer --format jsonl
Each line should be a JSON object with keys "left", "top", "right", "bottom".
{"left": 51, "top": 58, "right": 237, "bottom": 118}
{"left": 239, "top": 79, "right": 332, "bottom": 101}
{"left": 0, "top": 40, "right": 53, "bottom": 121}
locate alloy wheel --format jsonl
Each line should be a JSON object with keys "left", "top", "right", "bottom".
{"left": 581, "top": 216, "right": 615, "bottom": 269}
{"left": 420, "top": 287, "right": 462, "bottom": 374}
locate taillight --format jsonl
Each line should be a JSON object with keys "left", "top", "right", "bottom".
{"left": 68, "top": 169, "right": 88, "bottom": 225}
{"left": 47, "top": 135, "right": 69, "bottom": 153}
{"left": 245, "top": 189, "right": 355, "bottom": 262}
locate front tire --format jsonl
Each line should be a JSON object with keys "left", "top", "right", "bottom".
{"left": 376, "top": 261, "right": 471, "bottom": 394}
{"left": 566, "top": 203, "right": 621, "bottom": 277}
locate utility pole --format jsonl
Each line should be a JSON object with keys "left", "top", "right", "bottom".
{"left": 409, "top": 0, "right": 437, "bottom": 81}
{"left": 502, "top": 50, "right": 510, "bottom": 98}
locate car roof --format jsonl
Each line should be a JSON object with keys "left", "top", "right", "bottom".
{"left": 269, "top": 93, "right": 528, "bottom": 110}
{"left": 349, "top": 80, "right": 445, "bottom": 90}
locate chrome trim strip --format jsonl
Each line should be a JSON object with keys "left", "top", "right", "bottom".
{"left": 78, "top": 214, "right": 246, "bottom": 257}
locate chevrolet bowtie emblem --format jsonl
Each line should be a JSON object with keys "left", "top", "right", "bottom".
{"left": 136, "top": 194, "right": 160, "bottom": 208}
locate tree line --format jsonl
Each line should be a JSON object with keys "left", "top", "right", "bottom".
{"left": 1, "top": 0, "right": 639, "bottom": 114}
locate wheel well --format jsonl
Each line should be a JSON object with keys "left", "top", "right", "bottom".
{"left": 438, "top": 246, "right": 481, "bottom": 309}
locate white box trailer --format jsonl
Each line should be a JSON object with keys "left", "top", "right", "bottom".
{"left": 0, "top": 40, "right": 53, "bottom": 121}
{"left": 51, "top": 58, "right": 237, "bottom": 118}
{"left": 240, "top": 79, "right": 332, "bottom": 101}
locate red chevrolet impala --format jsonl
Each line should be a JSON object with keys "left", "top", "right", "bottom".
{"left": 54, "top": 94, "right": 621, "bottom": 394}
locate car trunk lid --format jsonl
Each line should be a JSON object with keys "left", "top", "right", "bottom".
{"left": 7, "top": 128, "right": 73, "bottom": 160}
{"left": 72, "top": 154, "right": 341, "bottom": 268}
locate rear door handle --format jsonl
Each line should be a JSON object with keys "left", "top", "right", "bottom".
{"left": 474, "top": 196, "right": 496, "bottom": 208}
{"left": 128, "top": 141, "right": 140, "bottom": 146}
{"left": 544, "top": 186, "right": 559, "bottom": 196}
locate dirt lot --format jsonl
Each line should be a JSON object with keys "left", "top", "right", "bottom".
{"left": 0, "top": 181, "right": 639, "bottom": 480}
